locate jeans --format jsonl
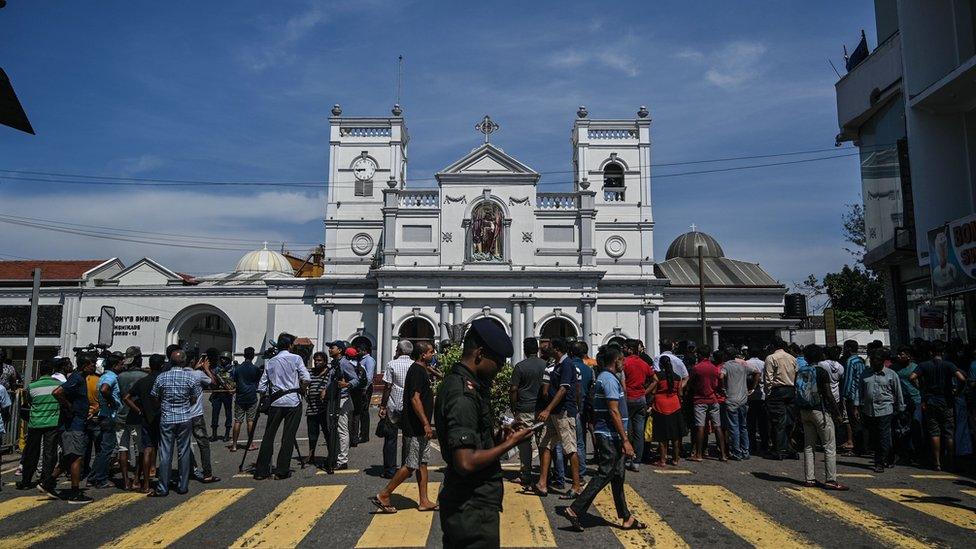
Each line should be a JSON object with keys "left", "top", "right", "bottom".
{"left": 158, "top": 421, "right": 192, "bottom": 494}
{"left": 576, "top": 413, "right": 588, "bottom": 473}
{"left": 747, "top": 399, "right": 769, "bottom": 455}
{"left": 89, "top": 416, "right": 116, "bottom": 483}
{"left": 337, "top": 396, "right": 354, "bottom": 465}
{"left": 21, "top": 426, "right": 59, "bottom": 485}
{"left": 724, "top": 403, "right": 750, "bottom": 459}
{"left": 895, "top": 400, "right": 923, "bottom": 463}
{"left": 626, "top": 398, "right": 647, "bottom": 466}
{"left": 256, "top": 404, "right": 303, "bottom": 477}
{"left": 383, "top": 412, "right": 400, "bottom": 473}
{"left": 767, "top": 386, "right": 796, "bottom": 456}
{"left": 515, "top": 411, "right": 540, "bottom": 482}
{"left": 551, "top": 444, "right": 566, "bottom": 486}
{"left": 210, "top": 393, "right": 233, "bottom": 433}
{"left": 570, "top": 435, "right": 631, "bottom": 522}
{"left": 189, "top": 416, "right": 212, "bottom": 477}
{"left": 800, "top": 409, "right": 836, "bottom": 482}
{"left": 864, "top": 413, "right": 893, "bottom": 467}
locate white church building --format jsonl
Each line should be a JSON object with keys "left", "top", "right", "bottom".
{"left": 0, "top": 107, "right": 793, "bottom": 370}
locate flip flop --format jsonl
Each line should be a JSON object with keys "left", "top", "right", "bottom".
{"left": 368, "top": 496, "right": 397, "bottom": 514}
{"left": 200, "top": 476, "right": 221, "bottom": 484}
{"left": 559, "top": 490, "right": 580, "bottom": 500}
{"left": 622, "top": 519, "right": 647, "bottom": 530}
{"left": 559, "top": 507, "right": 583, "bottom": 532}
{"left": 524, "top": 485, "right": 548, "bottom": 497}
{"left": 417, "top": 505, "right": 439, "bottom": 512}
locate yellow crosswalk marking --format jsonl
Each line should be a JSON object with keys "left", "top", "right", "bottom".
{"left": 837, "top": 473, "right": 874, "bottom": 478}
{"left": 104, "top": 488, "right": 252, "bottom": 548}
{"left": 315, "top": 468, "right": 361, "bottom": 475}
{"left": 676, "top": 485, "right": 812, "bottom": 548}
{"left": 653, "top": 469, "right": 693, "bottom": 475}
{"left": 784, "top": 487, "right": 927, "bottom": 549}
{"left": 594, "top": 483, "right": 689, "bottom": 548}
{"left": 500, "top": 488, "right": 556, "bottom": 547}
{"left": 356, "top": 482, "right": 440, "bottom": 548}
{"left": 0, "top": 495, "right": 51, "bottom": 522}
{"left": 0, "top": 492, "right": 142, "bottom": 547}
{"left": 231, "top": 485, "right": 344, "bottom": 548}
{"left": 962, "top": 489, "right": 976, "bottom": 498}
{"left": 870, "top": 488, "right": 976, "bottom": 531}
{"left": 910, "top": 474, "right": 959, "bottom": 480}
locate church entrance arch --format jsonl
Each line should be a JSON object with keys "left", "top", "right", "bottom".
{"left": 397, "top": 317, "right": 436, "bottom": 346}
{"left": 539, "top": 317, "right": 578, "bottom": 341}
{"left": 167, "top": 304, "right": 235, "bottom": 354}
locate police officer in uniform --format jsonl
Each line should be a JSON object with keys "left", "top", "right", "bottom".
{"left": 435, "top": 318, "right": 535, "bottom": 548}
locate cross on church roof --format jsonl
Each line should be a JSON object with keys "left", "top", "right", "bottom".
{"left": 475, "top": 115, "right": 499, "bottom": 143}
{"left": 690, "top": 223, "right": 697, "bottom": 232}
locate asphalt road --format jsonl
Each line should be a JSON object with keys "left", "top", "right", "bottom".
{"left": 1, "top": 403, "right": 975, "bottom": 548}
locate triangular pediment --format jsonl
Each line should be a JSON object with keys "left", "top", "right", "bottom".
{"left": 107, "top": 257, "right": 183, "bottom": 286}
{"left": 437, "top": 143, "right": 539, "bottom": 178}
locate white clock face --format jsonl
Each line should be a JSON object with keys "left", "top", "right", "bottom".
{"left": 352, "top": 157, "right": 376, "bottom": 181}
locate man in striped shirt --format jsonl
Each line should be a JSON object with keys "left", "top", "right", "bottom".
{"left": 18, "top": 359, "right": 62, "bottom": 490}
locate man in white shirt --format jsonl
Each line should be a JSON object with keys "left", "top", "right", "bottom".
{"left": 379, "top": 340, "right": 414, "bottom": 478}
{"left": 653, "top": 339, "right": 689, "bottom": 379}
{"left": 254, "top": 332, "right": 311, "bottom": 480}
{"left": 186, "top": 349, "right": 219, "bottom": 484}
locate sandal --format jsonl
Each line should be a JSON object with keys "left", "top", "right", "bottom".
{"left": 368, "top": 495, "right": 397, "bottom": 514}
{"left": 823, "top": 481, "right": 849, "bottom": 491}
{"left": 559, "top": 490, "right": 580, "bottom": 500}
{"left": 147, "top": 490, "right": 168, "bottom": 498}
{"left": 524, "top": 485, "right": 548, "bottom": 498}
{"left": 560, "top": 507, "right": 583, "bottom": 532}
{"left": 417, "top": 504, "right": 439, "bottom": 512}
{"left": 200, "top": 476, "right": 221, "bottom": 484}
{"left": 622, "top": 518, "right": 648, "bottom": 531}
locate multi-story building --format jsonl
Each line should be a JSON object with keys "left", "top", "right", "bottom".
{"left": 835, "top": 0, "right": 976, "bottom": 344}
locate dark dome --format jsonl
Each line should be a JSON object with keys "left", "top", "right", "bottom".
{"left": 665, "top": 230, "right": 725, "bottom": 260}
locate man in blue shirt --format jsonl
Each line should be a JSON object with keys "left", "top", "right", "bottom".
{"left": 229, "top": 347, "right": 260, "bottom": 451}
{"left": 150, "top": 349, "right": 202, "bottom": 496}
{"left": 533, "top": 337, "right": 581, "bottom": 499}
{"left": 88, "top": 353, "right": 122, "bottom": 488}
{"left": 50, "top": 352, "right": 98, "bottom": 504}
{"left": 355, "top": 341, "right": 377, "bottom": 444}
{"left": 570, "top": 341, "right": 593, "bottom": 476}
{"left": 563, "top": 345, "right": 643, "bottom": 532}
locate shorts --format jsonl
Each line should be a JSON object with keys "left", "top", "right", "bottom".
{"left": 403, "top": 435, "right": 431, "bottom": 470}
{"left": 117, "top": 424, "right": 146, "bottom": 457}
{"left": 234, "top": 401, "right": 258, "bottom": 423}
{"left": 142, "top": 423, "right": 161, "bottom": 448}
{"left": 923, "top": 401, "right": 955, "bottom": 438}
{"left": 61, "top": 429, "right": 89, "bottom": 457}
{"left": 693, "top": 402, "right": 722, "bottom": 427}
{"left": 540, "top": 412, "right": 577, "bottom": 453}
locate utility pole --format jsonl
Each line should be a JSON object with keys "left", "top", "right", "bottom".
{"left": 698, "top": 245, "right": 707, "bottom": 347}
{"left": 25, "top": 267, "right": 41, "bottom": 382}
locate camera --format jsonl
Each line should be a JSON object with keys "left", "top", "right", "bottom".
{"left": 262, "top": 340, "right": 280, "bottom": 360}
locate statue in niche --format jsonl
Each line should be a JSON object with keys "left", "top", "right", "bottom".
{"left": 471, "top": 202, "right": 503, "bottom": 261}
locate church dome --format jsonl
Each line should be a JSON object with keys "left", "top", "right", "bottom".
{"left": 235, "top": 243, "right": 293, "bottom": 274}
{"left": 665, "top": 230, "right": 725, "bottom": 260}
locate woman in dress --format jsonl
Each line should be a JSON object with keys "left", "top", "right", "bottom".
{"left": 650, "top": 355, "right": 687, "bottom": 466}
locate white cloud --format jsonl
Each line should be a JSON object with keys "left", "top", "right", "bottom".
{"left": 675, "top": 40, "right": 767, "bottom": 88}
{"left": 244, "top": 3, "right": 329, "bottom": 72}
{"left": 0, "top": 189, "right": 325, "bottom": 275}
{"left": 108, "top": 154, "right": 165, "bottom": 178}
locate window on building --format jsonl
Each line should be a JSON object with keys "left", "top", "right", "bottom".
{"left": 539, "top": 317, "right": 578, "bottom": 342}
{"left": 354, "top": 179, "right": 373, "bottom": 197}
{"left": 603, "top": 162, "right": 624, "bottom": 187}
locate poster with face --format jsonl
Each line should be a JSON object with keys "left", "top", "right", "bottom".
{"left": 471, "top": 202, "right": 503, "bottom": 261}
{"left": 928, "top": 213, "right": 976, "bottom": 297}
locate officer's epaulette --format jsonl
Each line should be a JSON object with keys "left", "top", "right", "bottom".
{"left": 464, "top": 379, "right": 477, "bottom": 393}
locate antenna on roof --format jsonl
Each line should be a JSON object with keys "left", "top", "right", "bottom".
{"left": 395, "top": 55, "right": 404, "bottom": 107}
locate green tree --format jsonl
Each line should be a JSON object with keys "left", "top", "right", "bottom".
{"left": 435, "top": 344, "right": 512, "bottom": 422}
{"left": 823, "top": 264, "right": 887, "bottom": 329}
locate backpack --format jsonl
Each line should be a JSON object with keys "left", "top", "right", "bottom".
{"left": 794, "top": 362, "right": 821, "bottom": 410}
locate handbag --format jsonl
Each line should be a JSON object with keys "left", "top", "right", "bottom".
{"left": 375, "top": 416, "right": 395, "bottom": 438}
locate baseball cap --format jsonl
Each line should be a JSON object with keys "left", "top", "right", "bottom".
{"left": 326, "top": 340, "right": 348, "bottom": 351}
{"left": 344, "top": 347, "right": 359, "bottom": 359}
{"left": 122, "top": 346, "right": 142, "bottom": 366}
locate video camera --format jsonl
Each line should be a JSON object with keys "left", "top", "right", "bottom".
{"left": 262, "top": 340, "right": 280, "bottom": 360}
{"left": 71, "top": 343, "right": 111, "bottom": 361}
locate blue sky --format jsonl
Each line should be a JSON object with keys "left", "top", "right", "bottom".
{"left": 1, "top": 0, "right": 875, "bottom": 287}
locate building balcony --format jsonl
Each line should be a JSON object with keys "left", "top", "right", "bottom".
{"left": 836, "top": 32, "right": 903, "bottom": 139}
{"left": 909, "top": 52, "right": 976, "bottom": 113}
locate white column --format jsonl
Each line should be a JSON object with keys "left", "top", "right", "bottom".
{"left": 650, "top": 306, "right": 660, "bottom": 356}
{"left": 381, "top": 299, "right": 393, "bottom": 365}
{"left": 642, "top": 306, "right": 658, "bottom": 354}
{"left": 581, "top": 299, "right": 594, "bottom": 351}
{"left": 711, "top": 327, "right": 720, "bottom": 351}
{"left": 439, "top": 301, "right": 450, "bottom": 342}
{"left": 511, "top": 301, "right": 523, "bottom": 363}
{"left": 320, "top": 305, "right": 334, "bottom": 348}
{"left": 453, "top": 301, "right": 463, "bottom": 325}
{"left": 524, "top": 301, "right": 535, "bottom": 340}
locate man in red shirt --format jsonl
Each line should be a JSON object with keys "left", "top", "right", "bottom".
{"left": 622, "top": 340, "right": 655, "bottom": 472}
{"left": 689, "top": 347, "right": 727, "bottom": 462}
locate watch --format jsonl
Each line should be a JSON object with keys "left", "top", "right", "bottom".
{"left": 352, "top": 157, "right": 376, "bottom": 181}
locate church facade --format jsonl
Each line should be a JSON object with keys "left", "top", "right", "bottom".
{"left": 0, "top": 106, "right": 793, "bottom": 370}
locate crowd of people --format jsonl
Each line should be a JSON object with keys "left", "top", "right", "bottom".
{"left": 1, "top": 334, "right": 380, "bottom": 503}
{"left": 1, "top": 326, "right": 975, "bottom": 544}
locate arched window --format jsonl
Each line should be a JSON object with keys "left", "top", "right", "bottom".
{"left": 469, "top": 201, "right": 504, "bottom": 262}
{"left": 603, "top": 162, "right": 624, "bottom": 187}
{"left": 603, "top": 162, "right": 625, "bottom": 202}
{"left": 540, "top": 317, "right": 578, "bottom": 342}
{"left": 398, "top": 317, "right": 436, "bottom": 346}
